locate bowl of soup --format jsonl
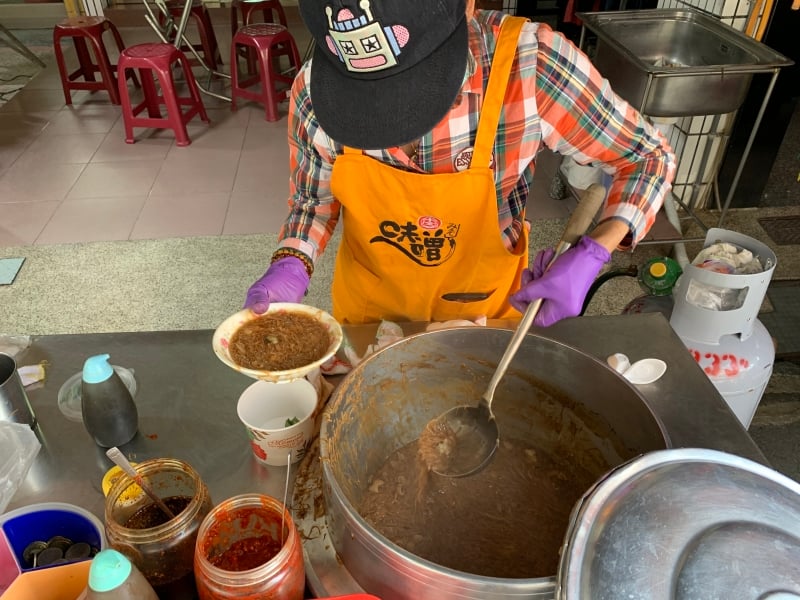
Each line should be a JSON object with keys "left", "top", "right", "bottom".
{"left": 212, "top": 303, "right": 343, "bottom": 383}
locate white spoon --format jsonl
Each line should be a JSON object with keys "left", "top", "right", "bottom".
{"left": 607, "top": 353, "right": 667, "bottom": 385}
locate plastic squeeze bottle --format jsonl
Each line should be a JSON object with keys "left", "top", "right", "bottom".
{"left": 81, "top": 354, "right": 138, "bottom": 447}
{"left": 84, "top": 548, "right": 159, "bottom": 600}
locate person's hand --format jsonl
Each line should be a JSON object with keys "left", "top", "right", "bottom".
{"left": 509, "top": 236, "right": 610, "bottom": 327}
{"left": 244, "top": 257, "right": 310, "bottom": 314}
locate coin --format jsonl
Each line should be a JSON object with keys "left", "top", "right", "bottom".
{"left": 34, "top": 546, "right": 64, "bottom": 567}
{"left": 64, "top": 541, "right": 92, "bottom": 560}
{"left": 22, "top": 541, "right": 47, "bottom": 567}
{"left": 46, "top": 535, "right": 73, "bottom": 553}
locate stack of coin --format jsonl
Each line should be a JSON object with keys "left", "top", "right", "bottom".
{"left": 22, "top": 535, "right": 99, "bottom": 568}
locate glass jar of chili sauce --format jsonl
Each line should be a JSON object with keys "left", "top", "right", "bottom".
{"left": 193, "top": 494, "right": 305, "bottom": 599}
{"left": 104, "top": 458, "right": 213, "bottom": 599}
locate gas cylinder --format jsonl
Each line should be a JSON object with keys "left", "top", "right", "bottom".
{"left": 669, "top": 228, "right": 777, "bottom": 429}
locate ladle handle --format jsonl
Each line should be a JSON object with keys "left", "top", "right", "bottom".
{"left": 482, "top": 183, "right": 607, "bottom": 408}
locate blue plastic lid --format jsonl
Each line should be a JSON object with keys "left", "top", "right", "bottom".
{"left": 89, "top": 549, "right": 132, "bottom": 592}
{"left": 83, "top": 354, "right": 114, "bottom": 384}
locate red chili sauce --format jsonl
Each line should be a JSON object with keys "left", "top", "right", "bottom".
{"left": 209, "top": 535, "right": 282, "bottom": 571}
{"left": 202, "top": 506, "right": 286, "bottom": 573}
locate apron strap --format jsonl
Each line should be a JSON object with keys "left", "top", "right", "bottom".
{"left": 471, "top": 16, "right": 527, "bottom": 170}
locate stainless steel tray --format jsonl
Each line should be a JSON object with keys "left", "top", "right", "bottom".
{"left": 578, "top": 8, "right": 794, "bottom": 116}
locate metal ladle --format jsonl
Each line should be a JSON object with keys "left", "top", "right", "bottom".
{"left": 420, "top": 183, "right": 608, "bottom": 477}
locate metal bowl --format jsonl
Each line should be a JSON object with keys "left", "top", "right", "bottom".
{"left": 212, "top": 303, "right": 343, "bottom": 383}
{"left": 558, "top": 448, "right": 800, "bottom": 599}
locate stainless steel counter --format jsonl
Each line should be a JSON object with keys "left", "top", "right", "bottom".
{"left": 8, "top": 313, "right": 766, "bottom": 524}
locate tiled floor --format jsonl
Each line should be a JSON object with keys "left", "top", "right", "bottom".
{"left": 0, "top": 15, "right": 575, "bottom": 247}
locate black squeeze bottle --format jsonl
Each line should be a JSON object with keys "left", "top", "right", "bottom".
{"left": 81, "top": 353, "right": 138, "bottom": 447}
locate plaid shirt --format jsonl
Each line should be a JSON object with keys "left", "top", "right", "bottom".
{"left": 279, "top": 11, "right": 676, "bottom": 263}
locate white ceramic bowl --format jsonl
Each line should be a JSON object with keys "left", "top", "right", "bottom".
{"left": 212, "top": 303, "right": 343, "bottom": 383}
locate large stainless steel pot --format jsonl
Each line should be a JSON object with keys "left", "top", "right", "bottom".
{"left": 319, "top": 328, "right": 671, "bottom": 600}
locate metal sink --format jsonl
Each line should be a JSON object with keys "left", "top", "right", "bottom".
{"left": 578, "top": 8, "right": 793, "bottom": 117}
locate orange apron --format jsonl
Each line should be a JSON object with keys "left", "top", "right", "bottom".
{"left": 330, "top": 16, "right": 528, "bottom": 324}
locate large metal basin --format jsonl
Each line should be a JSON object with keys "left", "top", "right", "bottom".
{"left": 319, "top": 328, "right": 670, "bottom": 600}
{"left": 579, "top": 8, "right": 793, "bottom": 116}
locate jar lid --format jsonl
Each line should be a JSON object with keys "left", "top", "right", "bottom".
{"left": 58, "top": 366, "right": 136, "bottom": 423}
{"left": 101, "top": 464, "right": 142, "bottom": 500}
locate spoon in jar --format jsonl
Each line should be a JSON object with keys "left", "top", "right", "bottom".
{"left": 418, "top": 183, "right": 607, "bottom": 477}
{"left": 106, "top": 447, "right": 176, "bottom": 520}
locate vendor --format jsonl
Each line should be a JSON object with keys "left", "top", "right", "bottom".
{"left": 244, "top": 0, "right": 676, "bottom": 326}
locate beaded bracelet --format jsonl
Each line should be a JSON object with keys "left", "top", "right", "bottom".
{"left": 271, "top": 248, "right": 314, "bottom": 277}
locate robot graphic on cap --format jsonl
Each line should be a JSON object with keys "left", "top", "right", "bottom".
{"left": 324, "top": 0, "right": 410, "bottom": 73}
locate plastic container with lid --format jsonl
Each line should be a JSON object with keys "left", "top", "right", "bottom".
{"left": 194, "top": 494, "right": 305, "bottom": 600}
{"left": 104, "top": 458, "right": 212, "bottom": 599}
{"left": 84, "top": 549, "right": 158, "bottom": 599}
{"left": 81, "top": 354, "right": 138, "bottom": 447}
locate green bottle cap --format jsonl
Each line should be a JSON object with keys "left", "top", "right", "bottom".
{"left": 638, "top": 257, "right": 682, "bottom": 296}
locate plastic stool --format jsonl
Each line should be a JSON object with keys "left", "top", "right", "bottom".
{"left": 161, "top": 0, "right": 222, "bottom": 70}
{"left": 229, "top": 0, "right": 292, "bottom": 74}
{"left": 117, "top": 43, "right": 209, "bottom": 147}
{"left": 230, "top": 23, "right": 301, "bottom": 122}
{"left": 53, "top": 16, "right": 136, "bottom": 105}
{"left": 230, "top": 0, "right": 289, "bottom": 37}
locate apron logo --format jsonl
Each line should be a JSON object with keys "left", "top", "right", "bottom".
{"left": 324, "top": 1, "right": 410, "bottom": 74}
{"left": 453, "top": 146, "right": 495, "bottom": 172}
{"left": 370, "top": 219, "right": 460, "bottom": 266}
{"left": 418, "top": 216, "right": 441, "bottom": 230}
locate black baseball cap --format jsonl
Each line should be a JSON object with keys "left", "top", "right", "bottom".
{"left": 299, "top": 0, "right": 469, "bottom": 149}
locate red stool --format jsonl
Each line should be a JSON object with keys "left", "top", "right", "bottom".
{"left": 117, "top": 43, "right": 209, "bottom": 147}
{"left": 230, "top": 0, "right": 287, "bottom": 39}
{"left": 160, "top": 0, "right": 222, "bottom": 70}
{"left": 229, "top": 0, "right": 291, "bottom": 74}
{"left": 53, "top": 16, "right": 136, "bottom": 105}
{"left": 230, "top": 23, "right": 301, "bottom": 122}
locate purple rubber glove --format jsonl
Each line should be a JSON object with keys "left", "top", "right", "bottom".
{"left": 509, "top": 236, "right": 611, "bottom": 327}
{"left": 244, "top": 256, "right": 310, "bottom": 315}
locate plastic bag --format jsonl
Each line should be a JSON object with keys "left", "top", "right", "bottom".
{"left": 687, "top": 242, "right": 765, "bottom": 311}
{"left": 0, "top": 335, "right": 31, "bottom": 359}
{"left": 0, "top": 421, "right": 40, "bottom": 515}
